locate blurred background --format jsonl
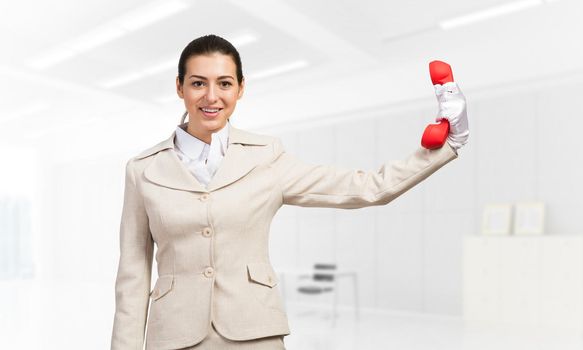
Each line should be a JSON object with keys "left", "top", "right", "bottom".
{"left": 1, "top": 0, "right": 583, "bottom": 349}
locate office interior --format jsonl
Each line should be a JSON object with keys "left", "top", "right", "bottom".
{"left": 1, "top": 0, "right": 583, "bottom": 349}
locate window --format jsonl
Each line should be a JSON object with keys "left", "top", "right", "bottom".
{"left": 0, "top": 196, "right": 34, "bottom": 279}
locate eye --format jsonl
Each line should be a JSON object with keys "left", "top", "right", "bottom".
{"left": 220, "top": 81, "right": 233, "bottom": 88}
{"left": 191, "top": 81, "right": 204, "bottom": 87}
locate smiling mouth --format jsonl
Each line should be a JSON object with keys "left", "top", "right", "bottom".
{"left": 200, "top": 107, "right": 223, "bottom": 117}
{"left": 200, "top": 107, "right": 222, "bottom": 113}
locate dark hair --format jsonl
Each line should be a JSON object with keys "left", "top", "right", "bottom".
{"left": 177, "top": 34, "right": 244, "bottom": 86}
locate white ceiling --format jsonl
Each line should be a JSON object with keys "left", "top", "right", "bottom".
{"left": 1, "top": 0, "right": 582, "bottom": 161}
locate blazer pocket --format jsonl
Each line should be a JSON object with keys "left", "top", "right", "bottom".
{"left": 247, "top": 262, "right": 278, "bottom": 288}
{"left": 247, "top": 263, "right": 285, "bottom": 313}
{"left": 150, "top": 275, "right": 174, "bottom": 301}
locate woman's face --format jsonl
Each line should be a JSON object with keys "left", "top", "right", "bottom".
{"left": 176, "top": 52, "right": 244, "bottom": 137}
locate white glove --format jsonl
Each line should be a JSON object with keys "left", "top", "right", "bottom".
{"left": 434, "top": 81, "right": 469, "bottom": 150}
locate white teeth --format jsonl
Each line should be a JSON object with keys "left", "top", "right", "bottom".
{"left": 202, "top": 108, "right": 220, "bottom": 113}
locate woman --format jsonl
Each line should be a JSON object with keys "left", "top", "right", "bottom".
{"left": 110, "top": 34, "right": 468, "bottom": 350}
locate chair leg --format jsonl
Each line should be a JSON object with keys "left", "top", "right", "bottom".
{"left": 353, "top": 273, "right": 359, "bottom": 321}
{"left": 332, "top": 280, "right": 338, "bottom": 327}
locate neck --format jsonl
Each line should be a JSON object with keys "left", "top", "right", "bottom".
{"left": 186, "top": 122, "right": 227, "bottom": 145}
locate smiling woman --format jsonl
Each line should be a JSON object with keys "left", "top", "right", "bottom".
{"left": 175, "top": 35, "right": 245, "bottom": 145}
{"left": 110, "top": 34, "right": 463, "bottom": 350}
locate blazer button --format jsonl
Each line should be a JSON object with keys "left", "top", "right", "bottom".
{"left": 200, "top": 193, "right": 210, "bottom": 201}
{"left": 202, "top": 227, "right": 212, "bottom": 237}
{"left": 204, "top": 267, "right": 214, "bottom": 278}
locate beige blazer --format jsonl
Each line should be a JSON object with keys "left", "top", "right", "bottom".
{"left": 110, "top": 122, "right": 458, "bottom": 350}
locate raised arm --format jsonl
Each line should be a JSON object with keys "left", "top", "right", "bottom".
{"left": 271, "top": 138, "right": 458, "bottom": 209}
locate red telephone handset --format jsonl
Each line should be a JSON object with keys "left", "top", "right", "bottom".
{"left": 421, "top": 60, "right": 454, "bottom": 149}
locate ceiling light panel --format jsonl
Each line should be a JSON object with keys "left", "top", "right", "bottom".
{"left": 439, "top": 0, "right": 544, "bottom": 30}
{"left": 27, "top": 0, "right": 190, "bottom": 69}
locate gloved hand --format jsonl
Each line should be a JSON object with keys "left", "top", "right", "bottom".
{"left": 434, "top": 81, "right": 469, "bottom": 150}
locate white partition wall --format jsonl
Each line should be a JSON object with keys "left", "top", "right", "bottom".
{"left": 267, "top": 78, "right": 583, "bottom": 316}
{"left": 375, "top": 109, "right": 429, "bottom": 313}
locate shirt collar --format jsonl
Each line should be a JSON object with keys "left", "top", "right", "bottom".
{"left": 174, "top": 121, "right": 230, "bottom": 160}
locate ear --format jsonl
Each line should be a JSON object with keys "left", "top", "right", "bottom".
{"left": 237, "top": 78, "right": 245, "bottom": 100}
{"left": 176, "top": 76, "right": 184, "bottom": 99}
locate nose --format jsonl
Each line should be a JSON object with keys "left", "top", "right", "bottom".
{"left": 205, "top": 84, "right": 218, "bottom": 103}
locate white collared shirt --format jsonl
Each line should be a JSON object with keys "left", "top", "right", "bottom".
{"left": 173, "top": 122, "right": 230, "bottom": 188}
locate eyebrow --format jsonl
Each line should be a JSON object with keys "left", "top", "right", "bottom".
{"left": 189, "top": 74, "right": 235, "bottom": 80}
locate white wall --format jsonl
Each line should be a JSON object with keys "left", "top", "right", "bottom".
{"left": 267, "top": 77, "right": 583, "bottom": 315}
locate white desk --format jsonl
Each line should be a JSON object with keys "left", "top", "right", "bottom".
{"left": 463, "top": 235, "right": 583, "bottom": 332}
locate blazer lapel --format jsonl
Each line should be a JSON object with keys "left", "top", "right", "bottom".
{"left": 139, "top": 122, "right": 270, "bottom": 193}
{"left": 206, "top": 125, "right": 269, "bottom": 192}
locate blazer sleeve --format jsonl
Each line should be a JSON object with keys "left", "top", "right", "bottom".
{"left": 111, "top": 159, "right": 154, "bottom": 350}
{"left": 271, "top": 138, "right": 458, "bottom": 209}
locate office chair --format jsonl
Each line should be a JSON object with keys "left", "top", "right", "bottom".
{"left": 297, "top": 263, "right": 339, "bottom": 325}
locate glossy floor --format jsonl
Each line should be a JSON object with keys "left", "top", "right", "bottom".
{"left": 284, "top": 303, "right": 583, "bottom": 350}
{"left": 1, "top": 281, "right": 582, "bottom": 349}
